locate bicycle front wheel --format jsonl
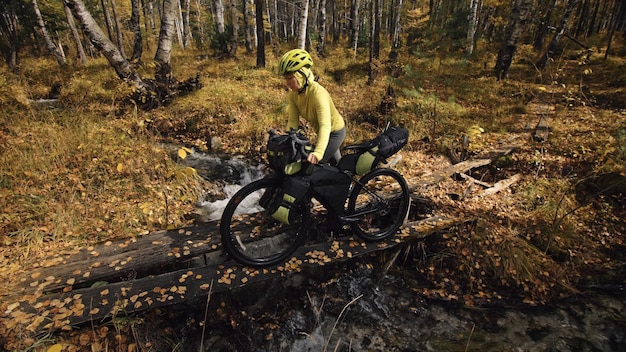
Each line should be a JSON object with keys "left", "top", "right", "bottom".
{"left": 220, "top": 178, "right": 309, "bottom": 267}
{"left": 347, "top": 168, "right": 410, "bottom": 241}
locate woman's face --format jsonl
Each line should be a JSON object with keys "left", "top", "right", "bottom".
{"left": 284, "top": 74, "right": 299, "bottom": 91}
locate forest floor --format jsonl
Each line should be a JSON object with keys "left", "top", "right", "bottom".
{"left": 0, "top": 49, "right": 624, "bottom": 350}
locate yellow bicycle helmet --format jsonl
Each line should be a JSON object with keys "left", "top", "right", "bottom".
{"left": 278, "top": 49, "right": 313, "bottom": 75}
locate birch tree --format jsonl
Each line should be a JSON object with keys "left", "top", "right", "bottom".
{"left": 32, "top": 0, "right": 66, "bottom": 66}
{"left": 494, "top": 0, "right": 533, "bottom": 80}
{"left": 154, "top": 0, "right": 177, "bottom": 84}
{"left": 243, "top": 0, "right": 255, "bottom": 52}
{"left": 391, "top": 0, "right": 403, "bottom": 49}
{"left": 0, "top": 0, "right": 20, "bottom": 69}
{"left": 63, "top": 0, "right": 146, "bottom": 90}
{"left": 369, "top": 0, "right": 382, "bottom": 83}
{"left": 466, "top": 0, "right": 480, "bottom": 55}
{"left": 297, "top": 0, "right": 309, "bottom": 49}
{"left": 109, "top": 0, "right": 126, "bottom": 57}
{"left": 64, "top": 0, "right": 200, "bottom": 109}
{"left": 130, "top": 0, "right": 143, "bottom": 61}
{"left": 181, "top": 0, "right": 192, "bottom": 48}
{"left": 229, "top": 0, "right": 239, "bottom": 55}
{"left": 350, "top": 0, "right": 361, "bottom": 57}
{"left": 214, "top": 0, "right": 227, "bottom": 53}
{"left": 100, "top": 0, "right": 115, "bottom": 42}
{"left": 317, "top": 0, "right": 327, "bottom": 55}
{"left": 536, "top": 0, "right": 580, "bottom": 69}
{"left": 63, "top": 1, "right": 87, "bottom": 64}
{"left": 533, "top": 0, "right": 557, "bottom": 52}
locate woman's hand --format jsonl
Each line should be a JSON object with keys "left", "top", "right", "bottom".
{"left": 307, "top": 153, "right": 319, "bottom": 164}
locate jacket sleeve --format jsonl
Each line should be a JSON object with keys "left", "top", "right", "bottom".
{"left": 286, "top": 93, "right": 299, "bottom": 131}
{"left": 311, "top": 89, "right": 332, "bottom": 161}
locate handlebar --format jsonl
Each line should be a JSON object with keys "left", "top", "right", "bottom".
{"left": 288, "top": 128, "right": 312, "bottom": 160}
{"left": 269, "top": 128, "right": 312, "bottom": 161}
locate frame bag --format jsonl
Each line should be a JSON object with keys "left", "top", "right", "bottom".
{"left": 310, "top": 165, "right": 352, "bottom": 215}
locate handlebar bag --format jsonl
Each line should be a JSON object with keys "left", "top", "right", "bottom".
{"left": 266, "top": 130, "right": 311, "bottom": 175}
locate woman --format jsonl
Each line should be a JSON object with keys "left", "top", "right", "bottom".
{"left": 278, "top": 49, "right": 346, "bottom": 165}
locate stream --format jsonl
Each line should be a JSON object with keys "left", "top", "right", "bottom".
{"left": 174, "top": 149, "right": 626, "bottom": 352}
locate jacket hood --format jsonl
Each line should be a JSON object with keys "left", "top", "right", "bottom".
{"left": 294, "top": 67, "right": 313, "bottom": 90}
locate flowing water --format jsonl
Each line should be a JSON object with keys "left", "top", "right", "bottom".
{"left": 177, "top": 149, "right": 626, "bottom": 352}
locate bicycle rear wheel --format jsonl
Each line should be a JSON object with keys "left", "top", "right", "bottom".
{"left": 220, "top": 178, "right": 309, "bottom": 267}
{"left": 346, "top": 168, "right": 410, "bottom": 241}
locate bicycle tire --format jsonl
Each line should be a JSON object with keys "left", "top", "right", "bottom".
{"left": 346, "top": 168, "right": 410, "bottom": 241}
{"left": 220, "top": 178, "right": 309, "bottom": 267}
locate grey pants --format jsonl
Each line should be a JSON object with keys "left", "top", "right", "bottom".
{"left": 321, "top": 126, "right": 346, "bottom": 164}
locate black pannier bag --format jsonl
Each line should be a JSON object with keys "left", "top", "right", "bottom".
{"left": 266, "top": 176, "right": 310, "bottom": 225}
{"left": 266, "top": 129, "right": 311, "bottom": 175}
{"left": 310, "top": 165, "right": 352, "bottom": 215}
{"left": 338, "top": 125, "right": 409, "bottom": 176}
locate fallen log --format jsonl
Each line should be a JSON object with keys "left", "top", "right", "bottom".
{"left": 477, "top": 174, "right": 522, "bottom": 197}
{"left": 19, "top": 224, "right": 222, "bottom": 295}
{"left": 8, "top": 215, "right": 464, "bottom": 334}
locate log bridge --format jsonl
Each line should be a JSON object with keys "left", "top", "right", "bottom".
{"left": 6, "top": 142, "right": 521, "bottom": 335}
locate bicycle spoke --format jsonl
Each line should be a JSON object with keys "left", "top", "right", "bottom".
{"left": 220, "top": 178, "right": 308, "bottom": 267}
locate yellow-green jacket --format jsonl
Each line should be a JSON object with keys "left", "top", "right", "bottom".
{"left": 286, "top": 69, "right": 345, "bottom": 161}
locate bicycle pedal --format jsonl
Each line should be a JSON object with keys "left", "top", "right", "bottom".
{"left": 338, "top": 215, "right": 360, "bottom": 223}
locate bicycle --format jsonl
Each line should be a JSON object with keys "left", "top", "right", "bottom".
{"left": 219, "top": 131, "right": 411, "bottom": 267}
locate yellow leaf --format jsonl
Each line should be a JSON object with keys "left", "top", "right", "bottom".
{"left": 177, "top": 148, "right": 188, "bottom": 159}
{"left": 116, "top": 163, "right": 124, "bottom": 172}
{"left": 47, "top": 344, "right": 63, "bottom": 352}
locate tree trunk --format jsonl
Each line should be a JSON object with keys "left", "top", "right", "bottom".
{"left": 310, "top": 0, "right": 319, "bottom": 47}
{"left": 317, "top": 0, "right": 326, "bottom": 55}
{"left": 194, "top": 0, "right": 205, "bottom": 47}
{"left": 244, "top": 0, "right": 255, "bottom": 52}
{"left": 100, "top": 0, "right": 115, "bottom": 41}
{"left": 587, "top": 0, "right": 600, "bottom": 37}
{"left": 369, "top": 0, "right": 381, "bottom": 84}
{"left": 536, "top": 0, "right": 580, "bottom": 69}
{"left": 297, "top": 0, "right": 309, "bottom": 49}
{"left": 604, "top": 0, "right": 625, "bottom": 59}
{"left": 63, "top": 2, "right": 87, "bottom": 64}
{"left": 63, "top": 0, "right": 146, "bottom": 90}
{"left": 141, "top": 0, "right": 154, "bottom": 50}
{"left": 154, "top": 0, "right": 177, "bottom": 84}
{"left": 350, "top": 0, "right": 360, "bottom": 56}
{"left": 256, "top": 0, "right": 265, "bottom": 67}
{"left": 32, "top": 0, "right": 67, "bottom": 66}
{"left": 574, "top": 0, "right": 589, "bottom": 37}
{"left": 229, "top": 0, "right": 239, "bottom": 56}
{"left": 493, "top": 0, "right": 533, "bottom": 80}
{"left": 330, "top": 0, "right": 338, "bottom": 43}
{"left": 532, "top": 0, "right": 557, "bottom": 51}
{"left": 182, "top": 0, "right": 192, "bottom": 48}
{"left": 214, "top": 0, "right": 227, "bottom": 53}
{"left": 466, "top": 0, "right": 479, "bottom": 55}
{"left": 109, "top": 0, "right": 126, "bottom": 58}
{"left": 0, "top": 1, "right": 20, "bottom": 70}
{"left": 272, "top": 0, "right": 279, "bottom": 43}
{"left": 130, "top": 0, "right": 143, "bottom": 61}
